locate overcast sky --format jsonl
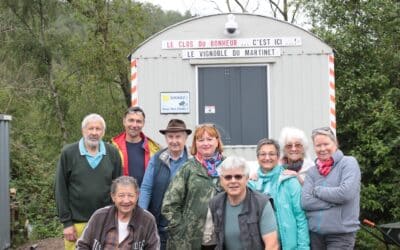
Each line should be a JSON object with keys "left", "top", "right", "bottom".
{"left": 136, "top": 0, "right": 310, "bottom": 29}
{"left": 136, "top": 0, "right": 206, "bottom": 15}
{"left": 135, "top": 0, "right": 273, "bottom": 16}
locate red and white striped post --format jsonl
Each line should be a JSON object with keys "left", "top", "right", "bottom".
{"left": 328, "top": 54, "right": 336, "bottom": 135}
{"left": 130, "top": 57, "right": 138, "bottom": 107}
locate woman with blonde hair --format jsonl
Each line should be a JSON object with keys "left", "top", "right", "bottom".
{"left": 302, "top": 127, "right": 360, "bottom": 249}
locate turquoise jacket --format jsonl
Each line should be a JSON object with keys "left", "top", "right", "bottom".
{"left": 248, "top": 165, "right": 310, "bottom": 250}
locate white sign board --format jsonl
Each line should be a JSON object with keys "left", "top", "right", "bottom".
{"left": 182, "top": 48, "right": 281, "bottom": 59}
{"left": 205, "top": 106, "right": 215, "bottom": 114}
{"left": 160, "top": 92, "right": 190, "bottom": 114}
{"left": 162, "top": 37, "right": 301, "bottom": 49}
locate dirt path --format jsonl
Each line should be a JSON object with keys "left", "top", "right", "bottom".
{"left": 15, "top": 237, "right": 64, "bottom": 250}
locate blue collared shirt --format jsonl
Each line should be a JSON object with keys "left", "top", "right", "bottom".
{"left": 79, "top": 138, "right": 106, "bottom": 169}
{"left": 139, "top": 148, "right": 188, "bottom": 209}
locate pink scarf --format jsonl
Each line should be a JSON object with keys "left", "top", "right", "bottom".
{"left": 195, "top": 152, "right": 222, "bottom": 177}
{"left": 316, "top": 157, "right": 334, "bottom": 176}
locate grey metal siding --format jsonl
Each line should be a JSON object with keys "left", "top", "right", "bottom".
{"left": 136, "top": 58, "right": 197, "bottom": 147}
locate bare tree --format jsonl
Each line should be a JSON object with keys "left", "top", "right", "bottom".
{"left": 202, "top": 0, "right": 303, "bottom": 23}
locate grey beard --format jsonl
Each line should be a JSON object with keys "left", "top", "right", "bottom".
{"left": 86, "top": 139, "right": 100, "bottom": 148}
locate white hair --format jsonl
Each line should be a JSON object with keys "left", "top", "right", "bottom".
{"left": 217, "top": 156, "right": 250, "bottom": 177}
{"left": 81, "top": 113, "right": 106, "bottom": 130}
{"left": 279, "top": 127, "right": 308, "bottom": 156}
{"left": 111, "top": 176, "right": 139, "bottom": 194}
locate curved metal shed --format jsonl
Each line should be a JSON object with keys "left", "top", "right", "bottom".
{"left": 129, "top": 13, "right": 334, "bottom": 160}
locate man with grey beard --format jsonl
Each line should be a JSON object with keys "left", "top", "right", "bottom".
{"left": 55, "top": 113, "right": 122, "bottom": 250}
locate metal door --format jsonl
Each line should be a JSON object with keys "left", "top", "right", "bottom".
{"left": 198, "top": 66, "right": 268, "bottom": 145}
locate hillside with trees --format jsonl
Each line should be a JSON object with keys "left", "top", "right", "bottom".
{"left": 1, "top": 0, "right": 398, "bottom": 248}
{"left": 0, "top": 0, "right": 191, "bottom": 246}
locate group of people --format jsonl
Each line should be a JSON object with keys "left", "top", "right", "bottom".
{"left": 55, "top": 107, "right": 361, "bottom": 250}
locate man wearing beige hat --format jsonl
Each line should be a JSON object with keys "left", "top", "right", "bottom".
{"left": 139, "top": 119, "right": 192, "bottom": 250}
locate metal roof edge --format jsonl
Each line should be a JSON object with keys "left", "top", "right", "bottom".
{"left": 127, "top": 13, "right": 333, "bottom": 60}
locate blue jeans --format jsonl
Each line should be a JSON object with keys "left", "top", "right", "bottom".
{"left": 310, "top": 231, "right": 356, "bottom": 250}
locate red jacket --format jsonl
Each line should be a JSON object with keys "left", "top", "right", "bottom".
{"left": 112, "top": 132, "right": 160, "bottom": 176}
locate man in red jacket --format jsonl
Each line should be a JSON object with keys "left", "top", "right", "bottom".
{"left": 112, "top": 106, "right": 160, "bottom": 186}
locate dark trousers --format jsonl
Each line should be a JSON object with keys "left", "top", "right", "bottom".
{"left": 310, "top": 231, "right": 356, "bottom": 250}
{"left": 159, "top": 227, "right": 168, "bottom": 250}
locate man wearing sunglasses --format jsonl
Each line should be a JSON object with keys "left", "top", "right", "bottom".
{"left": 203, "top": 156, "right": 279, "bottom": 250}
{"left": 112, "top": 106, "right": 160, "bottom": 187}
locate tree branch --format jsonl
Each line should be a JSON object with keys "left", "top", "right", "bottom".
{"left": 226, "top": 0, "right": 232, "bottom": 12}
{"left": 268, "top": 0, "right": 286, "bottom": 20}
{"left": 290, "top": 1, "right": 301, "bottom": 23}
{"left": 205, "top": 0, "right": 224, "bottom": 13}
{"left": 233, "top": 0, "right": 247, "bottom": 12}
{"left": 4, "top": 1, "right": 38, "bottom": 40}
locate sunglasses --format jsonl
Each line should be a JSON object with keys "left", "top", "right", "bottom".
{"left": 312, "top": 126, "right": 335, "bottom": 136}
{"left": 125, "top": 106, "right": 145, "bottom": 116}
{"left": 222, "top": 174, "right": 245, "bottom": 181}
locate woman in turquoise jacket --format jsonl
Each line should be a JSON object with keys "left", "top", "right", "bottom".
{"left": 248, "top": 138, "right": 310, "bottom": 250}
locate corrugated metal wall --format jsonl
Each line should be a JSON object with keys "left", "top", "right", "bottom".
{"left": 0, "top": 114, "right": 11, "bottom": 250}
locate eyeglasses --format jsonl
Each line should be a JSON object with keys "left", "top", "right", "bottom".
{"left": 257, "top": 152, "right": 278, "bottom": 158}
{"left": 285, "top": 143, "right": 303, "bottom": 149}
{"left": 312, "top": 127, "right": 335, "bottom": 137}
{"left": 222, "top": 174, "right": 245, "bottom": 181}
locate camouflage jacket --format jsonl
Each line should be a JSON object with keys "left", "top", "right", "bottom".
{"left": 161, "top": 157, "right": 224, "bottom": 250}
